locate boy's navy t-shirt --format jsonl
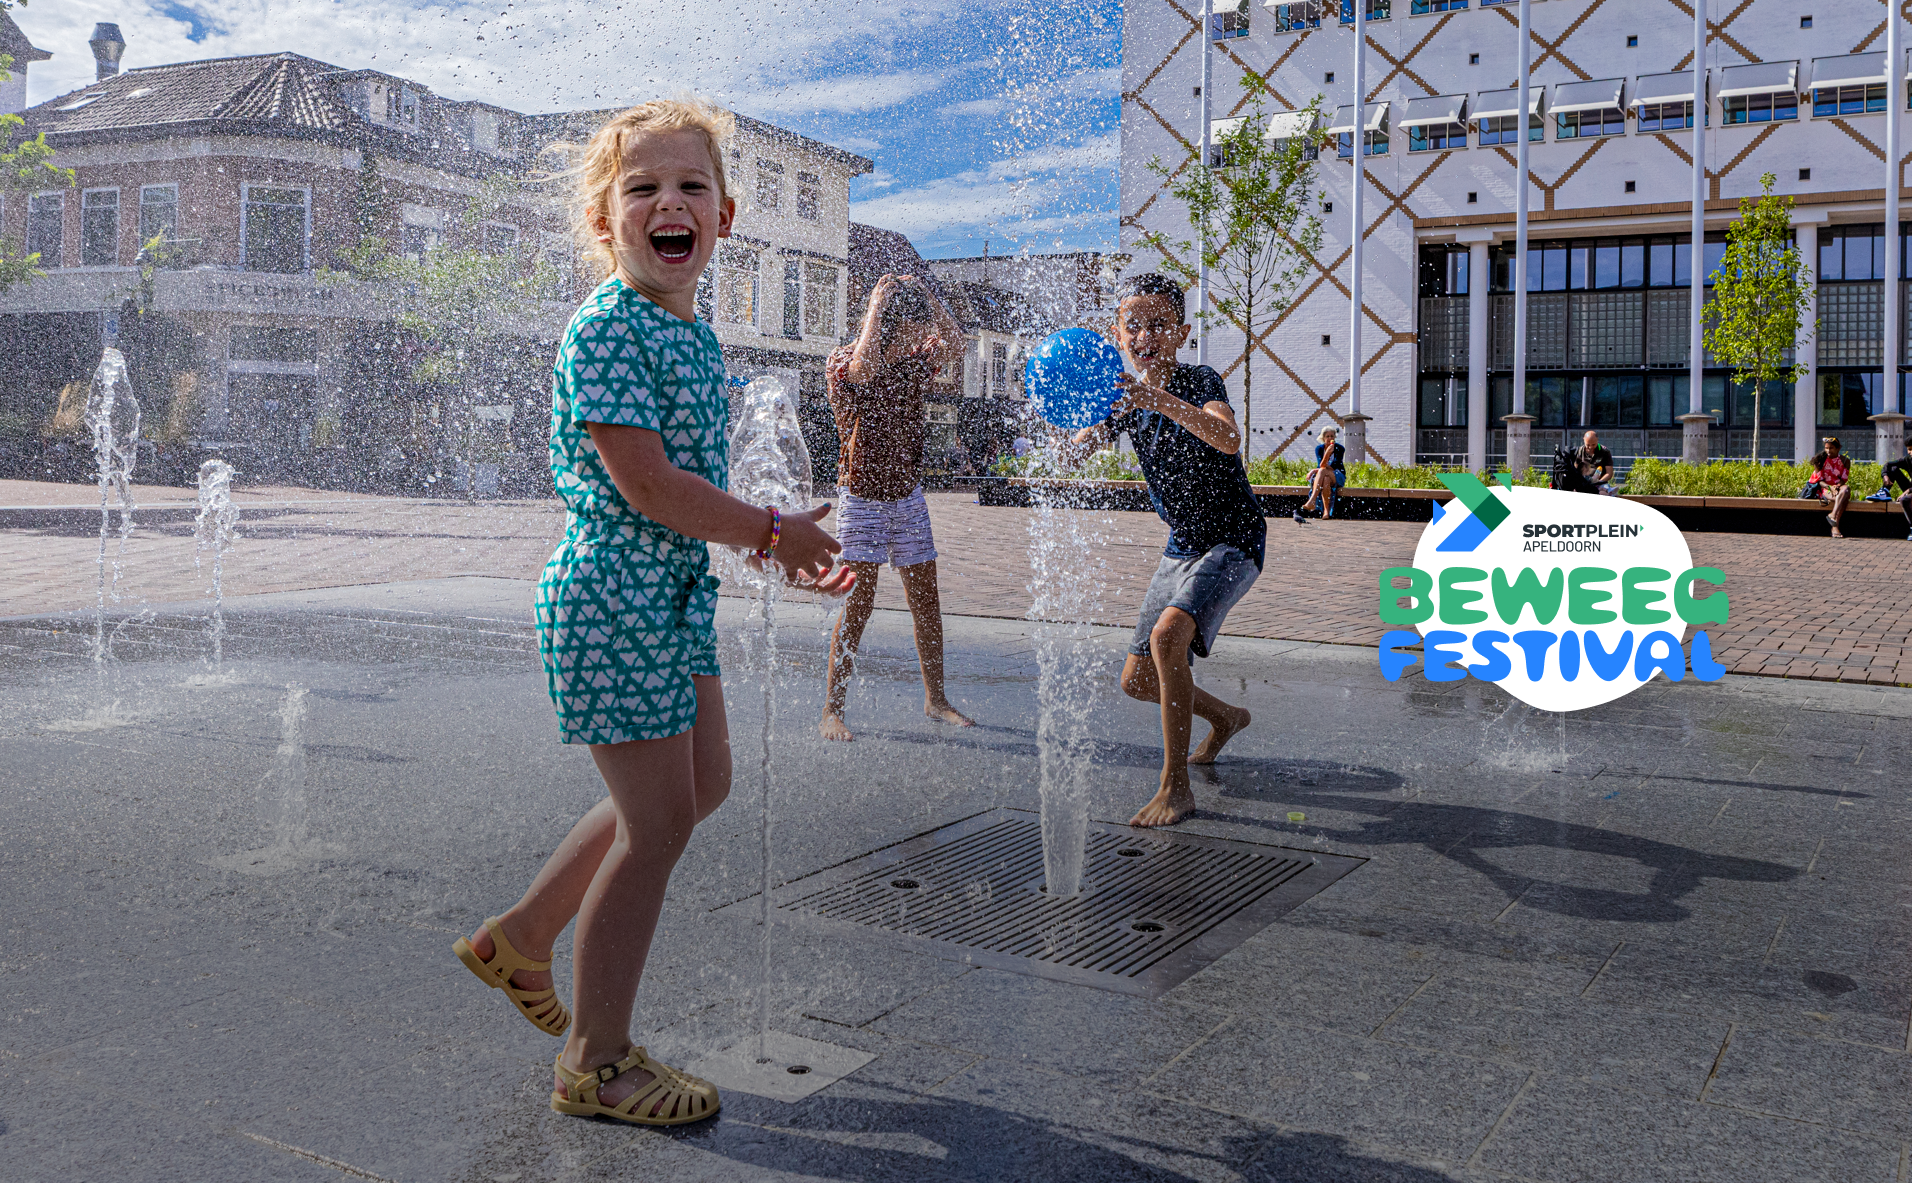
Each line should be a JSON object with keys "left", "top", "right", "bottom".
{"left": 1107, "top": 363, "right": 1267, "bottom": 569}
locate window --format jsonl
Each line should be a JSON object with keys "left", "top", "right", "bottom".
{"left": 1403, "top": 95, "right": 1468, "bottom": 152}
{"left": 1490, "top": 234, "right": 1707, "bottom": 292}
{"left": 1468, "top": 53, "right": 1479, "bottom": 65}
{"left": 229, "top": 326, "right": 319, "bottom": 363}
{"left": 1636, "top": 101, "right": 1694, "bottom": 132}
{"left": 782, "top": 262, "right": 802, "bottom": 338}
{"left": 1723, "top": 91, "right": 1798, "bottom": 124}
{"left": 1477, "top": 114, "right": 1543, "bottom": 144}
{"left": 755, "top": 159, "right": 782, "bottom": 211}
{"left": 81, "top": 189, "right": 119, "bottom": 266}
{"left": 991, "top": 343, "right": 1008, "bottom": 396}
{"left": 1271, "top": 1, "right": 1321, "bottom": 31}
{"left": 796, "top": 171, "right": 820, "bottom": 221}
{"left": 244, "top": 186, "right": 309, "bottom": 273}
{"left": 803, "top": 263, "right": 837, "bottom": 337}
{"left": 1338, "top": 0, "right": 1390, "bottom": 22}
{"left": 1331, "top": 103, "right": 1388, "bottom": 157}
{"left": 1817, "top": 222, "right": 1906, "bottom": 281}
{"left": 1410, "top": 0, "right": 1465, "bottom": 12}
{"left": 138, "top": 185, "right": 178, "bottom": 264}
{"left": 1813, "top": 83, "right": 1885, "bottom": 118}
{"left": 1337, "top": 129, "right": 1389, "bottom": 156}
{"left": 717, "top": 243, "right": 759, "bottom": 326}
{"left": 1801, "top": 15, "right": 1812, "bottom": 27}
{"left": 1211, "top": 0, "right": 1249, "bottom": 39}
{"left": 1268, "top": 110, "right": 1321, "bottom": 160}
{"left": 27, "top": 193, "right": 63, "bottom": 268}
{"left": 1557, "top": 107, "right": 1625, "bottom": 138}
{"left": 482, "top": 223, "right": 519, "bottom": 254}
{"left": 1626, "top": 35, "right": 1638, "bottom": 48}
{"left": 386, "top": 86, "right": 418, "bottom": 125}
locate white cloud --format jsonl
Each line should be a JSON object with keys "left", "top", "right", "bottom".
{"left": 939, "top": 97, "right": 1003, "bottom": 118}
{"left": 851, "top": 130, "right": 1118, "bottom": 244}
{"left": 743, "top": 70, "right": 949, "bottom": 116}
{"left": 11, "top": 0, "right": 972, "bottom": 113}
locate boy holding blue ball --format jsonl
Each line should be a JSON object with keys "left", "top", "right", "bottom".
{"left": 1068, "top": 273, "right": 1264, "bottom": 827}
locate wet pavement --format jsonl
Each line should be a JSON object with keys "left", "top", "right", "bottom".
{"left": 4, "top": 576, "right": 1910, "bottom": 1181}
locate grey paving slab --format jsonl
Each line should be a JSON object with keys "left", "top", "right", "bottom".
{"left": 1705, "top": 1026, "right": 1912, "bottom": 1139}
{"left": 868, "top": 968, "right": 1227, "bottom": 1086}
{"left": 1474, "top": 1077, "right": 1903, "bottom": 1182}
{"left": 1585, "top": 944, "right": 1912, "bottom": 1048}
{"left": 1149, "top": 1016, "right": 1530, "bottom": 1164}
{"left": 1373, "top": 977, "right": 1729, "bottom": 1099}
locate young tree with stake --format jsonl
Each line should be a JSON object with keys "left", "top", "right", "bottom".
{"left": 1137, "top": 81, "right": 1325, "bottom": 454}
{"left": 1703, "top": 172, "right": 1813, "bottom": 463}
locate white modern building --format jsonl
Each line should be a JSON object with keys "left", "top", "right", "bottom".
{"left": 1122, "top": 0, "right": 1911, "bottom": 464}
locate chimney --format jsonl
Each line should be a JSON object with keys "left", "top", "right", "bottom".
{"left": 88, "top": 23, "right": 124, "bottom": 81}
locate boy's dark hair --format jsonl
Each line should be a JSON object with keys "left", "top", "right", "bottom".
{"left": 1114, "top": 272, "right": 1186, "bottom": 324}
{"left": 878, "top": 282, "right": 933, "bottom": 343}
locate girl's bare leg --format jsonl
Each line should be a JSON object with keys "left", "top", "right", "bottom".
{"left": 464, "top": 682, "right": 731, "bottom": 1001}
{"left": 822, "top": 561, "right": 883, "bottom": 740}
{"left": 898, "top": 559, "right": 974, "bottom": 727}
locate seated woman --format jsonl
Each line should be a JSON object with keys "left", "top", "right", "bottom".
{"left": 1806, "top": 436, "right": 1852, "bottom": 540}
{"left": 1295, "top": 427, "right": 1346, "bottom": 523}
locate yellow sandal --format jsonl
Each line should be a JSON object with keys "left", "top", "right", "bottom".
{"left": 452, "top": 917, "right": 571, "bottom": 1036}
{"left": 550, "top": 1047, "right": 721, "bottom": 1126}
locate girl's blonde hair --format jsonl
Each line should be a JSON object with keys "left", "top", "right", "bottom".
{"left": 560, "top": 98, "right": 735, "bottom": 281}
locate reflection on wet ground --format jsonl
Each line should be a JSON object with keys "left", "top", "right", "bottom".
{"left": 4, "top": 577, "right": 1910, "bottom": 1181}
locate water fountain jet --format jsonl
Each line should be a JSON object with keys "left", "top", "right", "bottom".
{"left": 84, "top": 347, "right": 141, "bottom": 663}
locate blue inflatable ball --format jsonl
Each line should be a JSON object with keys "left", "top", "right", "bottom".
{"left": 1024, "top": 328, "right": 1124, "bottom": 432}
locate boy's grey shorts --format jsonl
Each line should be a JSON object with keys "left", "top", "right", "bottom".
{"left": 1129, "top": 544, "right": 1261, "bottom": 661}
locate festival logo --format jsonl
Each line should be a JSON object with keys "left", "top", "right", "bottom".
{"left": 1377, "top": 476, "right": 1729, "bottom": 712}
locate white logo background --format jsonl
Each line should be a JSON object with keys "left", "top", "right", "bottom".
{"left": 1413, "top": 487, "right": 1695, "bottom": 712}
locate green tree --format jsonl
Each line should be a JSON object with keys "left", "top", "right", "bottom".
{"left": 1136, "top": 77, "right": 1325, "bottom": 450}
{"left": 1, "top": 48, "right": 77, "bottom": 293}
{"left": 1703, "top": 171, "right": 1812, "bottom": 463}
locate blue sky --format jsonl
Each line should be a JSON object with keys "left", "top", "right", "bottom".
{"left": 13, "top": 0, "right": 1122, "bottom": 260}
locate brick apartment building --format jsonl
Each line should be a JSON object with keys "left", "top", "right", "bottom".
{"left": 0, "top": 16, "right": 869, "bottom": 491}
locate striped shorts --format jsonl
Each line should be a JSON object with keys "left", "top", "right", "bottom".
{"left": 835, "top": 486, "right": 939, "bottom": 568}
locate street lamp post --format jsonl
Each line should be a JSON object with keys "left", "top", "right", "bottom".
{"left": 1198, "top": 0, "right": 1212, "bottom": 369}
{"left": 1343, "top": 0, "right": 1372, "bottom": 466}
{"left": 1504, "top": 0, "right": 1536, "bottom": 479}
{"left": 1679, "top": 0, "right": 1712, "bottom": 465}
{"left": 1878, "top": 3, "right": 1908, "bottom": 462}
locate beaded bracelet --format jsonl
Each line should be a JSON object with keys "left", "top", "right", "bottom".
{"left": 755, "top": 505, "right": 781, "bottom": 560}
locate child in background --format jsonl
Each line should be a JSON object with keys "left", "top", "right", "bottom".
{"left": 452, "top": 99, "right": 851, "bottom": 1128}
{"left": 1069, "top": 273, "right": 1263, "bottom": 828}
{"left": 819, "top": 273, "right": 976, "bottom": 741}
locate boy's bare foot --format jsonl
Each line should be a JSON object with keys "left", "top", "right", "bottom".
{"left": 927, "top": 700, "right": 976, "bottom": 727}
{"left": 1190, "top": 704, "right": 1251, "bottom": 765}
{"left": 1130, "top": 782, "right": 1195, "bottom": 828}
{"left": 820, "top": 712, "right": 854, "bottom": 741}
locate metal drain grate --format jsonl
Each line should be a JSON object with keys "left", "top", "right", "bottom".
{"left": 754, "top": 808, "right": 1363, "bottom": 996}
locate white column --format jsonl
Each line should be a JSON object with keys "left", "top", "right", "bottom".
{"left": 1505, "top": 0, "right": 1535, "bottom": 477}
{"left": 1681, "top": 7, "right": 1712, "bottom": 465}
{"left": 1461, "top": 232, "right": 1492, "bottom": 472}
{"left": 1796, "top": 217, "right": 1821, "bottom": 462}
{"left": 1877, "top": 11, "right": 1908, "bottom": 460}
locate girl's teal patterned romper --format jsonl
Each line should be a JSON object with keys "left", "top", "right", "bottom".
{"left": 536, "top": 277, "right": 729, "bottom": 745}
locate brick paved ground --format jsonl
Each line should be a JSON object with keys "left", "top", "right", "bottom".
{"left": 3, "top": 483, "right": 1908, "bottom": 684}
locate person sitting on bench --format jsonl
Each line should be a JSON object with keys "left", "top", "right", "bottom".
{"left": 1875, "top": 438, "right": 1912, "bottom": 541}
{"left": 1574, "top": 431, "right": 1615, "bottom": 495}
{"left": 1805, "top": 436, "right": 1852, "bottom": 540}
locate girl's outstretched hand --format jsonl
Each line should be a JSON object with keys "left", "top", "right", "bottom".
{"left": 775, "top": 503, "right": 851, "bottom": 591}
